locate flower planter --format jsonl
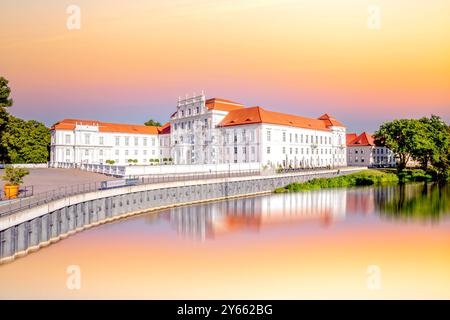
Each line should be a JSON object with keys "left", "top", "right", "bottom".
{"left": 4, "top": 184, "right": 19, "bottom": 199}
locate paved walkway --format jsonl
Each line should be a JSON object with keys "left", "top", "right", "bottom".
{"left": 0, "top": 168, "right": 117, "bottom": 195}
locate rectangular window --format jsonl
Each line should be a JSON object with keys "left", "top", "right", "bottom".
{"left": 115, "top": 137, "right": 120, "bottom": 146}
{"left": 134, "top": 137, "right": 139, "bottom": 146}
{"left": 234, "top": 147, "right": 238, "bottom": 154}
{"left": 66, "top": 149, "right": 70, "bottom": 156}
{"left": 84, "top": 134, "right": 90, "bottom": 145}
{"left": 99, "top": 150, "right": 103, "bottom": 156}
{"left": 152, "top": 138, "right": 156, "bottom": 146}
{"left": 65, "top": 135, "right": 71, "bottom": 144}
{"left": 267, "top": 147, "right": 271, "bottom": 154}
{"left": 301, "top": 134, "right": 303, "bottom": 143}
{"left": 115, "top": 150, "right": 119, "bottom": 155}
{"left": 282, "top": 147, "right": 286, "bottom": 154}
{"left": 125, "top": 150, "right": 129, "bottom": 156}
{"left": 143, "top": 138, "right": 147, "bottom": 146}
{"left": 289, "top": 133, "right": 292, "bottom": 143}
{"left": 282, "top": 132, "right": 286, "bottom": 142}
{"left": 243, "top": 147, "right": 246, "bottom": 154}
{"left": 134, "top": 150, "right": 138, "bottom": 155}
{"left": 125, "top": 137, "right": 129, "bottom": 146}
{"left": 267, "top": 130, "right": 271, "bottom": 142}
{"left": 85, "top": 149, "right": 89, "bottom": 156}
{"left": 295, "top": 134, "right": 298, "bottom": 143}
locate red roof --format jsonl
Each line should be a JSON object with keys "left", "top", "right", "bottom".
{"left": 318, "top": 113, "right": 346, "bottom": 127}
{"left": 52, "top": 119, "right": 163, "bottom": 135}
{"left": 205, "top": 98, "right": 245, "bottom": 112}
{"left": 158, "top": 122, "right": 171, "bottom": 134}
{"left": 347, "top": 132, "right": 375, "bottom": 146}
{"left": 346, "top": 133, "right": 358, "bottom": 144}
{"left": 218, "top": 106, "right": 345, "bottom": 131}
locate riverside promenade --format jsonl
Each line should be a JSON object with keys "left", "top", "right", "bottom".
{"left": 0, "top": 166, "right": 366, "bottom": 263}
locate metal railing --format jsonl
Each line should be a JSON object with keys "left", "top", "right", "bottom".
{"left": 0, "top": 169, "right": 261, "bottom": 217}
{"left": 0, "top": 186, "right": 34, "bottom": 201}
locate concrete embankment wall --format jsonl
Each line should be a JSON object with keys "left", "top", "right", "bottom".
{"left": 0, "top": 167, "right": 366, "bottom": 263}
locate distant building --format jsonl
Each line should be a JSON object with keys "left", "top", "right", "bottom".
{"left": 346, "top": 132, "right": 396, "bottom": 167}
{"left": 50, "top": 94, "right": 348, "bottom": 169}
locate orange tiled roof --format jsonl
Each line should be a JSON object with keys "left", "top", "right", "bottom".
{"left": 347, "top": 132, "right": 375, "bottom": 146}
{"left": 51, "top": 119, "right": 162, "bottom": 135}
{"left": 205, "top": 98, "right": 245, "bottom": 112}
{"left": 318, "top": 113, "right": 346, "bottom": 127}
{"left": 346, "top": 133, "right": 358, "bottom": 144}
{"left": 158, "top": 122, "right": 171, "bottom": 134}
{"left": 218, "top": 106, "right": 345, "bottom": 131}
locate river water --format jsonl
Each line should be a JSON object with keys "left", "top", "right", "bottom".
{"left": 1, "top": 183, "right": 449, "bottom": 299}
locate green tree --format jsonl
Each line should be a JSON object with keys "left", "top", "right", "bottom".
{"left": 417, "top": 115, "right": 450, "bottom": 177}
{"left": 1, "top": 117, "right": 50, "bottom": 163}
{"left": 374, "top": 119, "right": 429, "bottom": 172}
{"left": 0, "top": 76, "right": 50, "bottom": 164}
{"left": 0, "top": 77, "right": 13, "bottom": 162}
{"left": 144, "top": 119, "right": 162, "bottom": 127}
{"left": 0, "top": 77, "right": 13, "bottom": 109}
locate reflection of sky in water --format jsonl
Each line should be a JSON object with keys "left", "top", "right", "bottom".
{"left": 1, "top": 184, "right": 449, "bottom": 299}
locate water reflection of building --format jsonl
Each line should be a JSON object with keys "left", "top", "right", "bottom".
{"left": 345, "top": 188, "right": 376, "bottom": 215}
{"left": 166, "top": 189, "right": 348, "bottom": 241}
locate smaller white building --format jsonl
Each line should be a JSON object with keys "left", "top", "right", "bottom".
{"left": 346, "top": 132, "right": 396, "bottom": 167}
{"left": 50, "top": 119, "right": 171, "bottom": 166}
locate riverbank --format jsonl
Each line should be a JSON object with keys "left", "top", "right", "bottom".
{"left": 274, "top": 169, "right": 398, "bottom": 193}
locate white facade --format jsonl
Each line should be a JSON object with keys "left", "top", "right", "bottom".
{"left": 347, "top": 146, "right": 396, "bottom": 167}
{"left": 346, "top": 132, "right": 396, "bottom": 167}
{"left": 50, "top": 122, "right": 170, "bottom": 166}
{"left": 51, "top": 94, "right": 347, "bottom": 169}
{"left": 169, "top": 94, "right": 347, "bottom": 168}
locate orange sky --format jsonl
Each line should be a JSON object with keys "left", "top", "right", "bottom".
{"left": 1, "top": 0, "right": 449, "bottom": 131}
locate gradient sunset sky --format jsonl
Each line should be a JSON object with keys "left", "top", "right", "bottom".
{"left": 1, "top": 0, "right": 449, "bottom": 132}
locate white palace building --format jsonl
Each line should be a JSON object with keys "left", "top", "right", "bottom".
{"left": 50, "top": 94, "right": 348, "bottom": 170}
